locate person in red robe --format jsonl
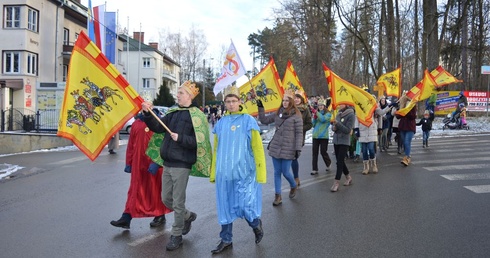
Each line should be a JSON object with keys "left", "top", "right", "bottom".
{"left": 110, "top": 113, "right": 172, "bottom": 229}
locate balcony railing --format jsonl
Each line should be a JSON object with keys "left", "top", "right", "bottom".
{"left": 162, "top": 70, "right": 177, "bottom": 82}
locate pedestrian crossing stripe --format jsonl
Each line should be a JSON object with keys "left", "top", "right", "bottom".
{"left": 415, "top": 156, "right": 490, "bottom": 165}
{"left": 424, "top": 164, "right": 490, "bottom": 171}
{"left": 463, "top": 185, "right": 490, "bottom": 194}
{"left": 441, "top": 173, "right": 490, "bottom": 180}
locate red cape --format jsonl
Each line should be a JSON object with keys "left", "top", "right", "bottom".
{"left": 124, "top": 119, "right": 172, "bottom": 217}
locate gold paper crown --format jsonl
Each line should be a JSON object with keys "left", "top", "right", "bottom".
{"left": 284, "top": 89, "right": 295, "bottom": 99}
{"left": 180, "top": 81, "right": 199, "bottom": 99}
{"left": 223, "top": 85, "right": 240, "bottom": 97}
{"left": 295, "top": 89, "right": 305, "bottom": 98}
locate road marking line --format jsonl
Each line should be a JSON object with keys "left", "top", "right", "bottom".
{"left": 270, "top": 174, "right": 335, "bottom": 192}
{"left": 51, "top": 157, "right": 87, "bottom": 165}
{"left": 424, "top": 164, "right": 490, "bottom": 171}
{"left": 127, "top": 230, "right": 169, "bottom": 246}
{"left": 463, "top": 185, "right": 490, "bottom": 193}
{"left": 441, "top": 173, "right": 490, "bottom": 180}
{"left": 416, "top": 156, "right": 490, "bottom": 165}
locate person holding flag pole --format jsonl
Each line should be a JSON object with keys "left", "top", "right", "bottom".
{"left": 141, "top": 81, "right": 212, "bottom": 251}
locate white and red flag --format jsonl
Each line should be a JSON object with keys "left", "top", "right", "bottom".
{"left": 213, "top": 40, "right": 247, "bottom": 95}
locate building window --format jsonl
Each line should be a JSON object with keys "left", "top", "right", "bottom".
{"left": 26, "top": 52, "right": 37, "bottom": 75}
{"left": 117, "top": 49, "right": 123, "bottom": 65}
{"left": 75, "top": 33, "right": 79, "bottom": 40}
{"left": 27, "top": 8, "right": 38, "bottom": 32}
{"left": 63, "top": 28, "right": 69, "bottom": 45}
{"left": 5, "top": 6, "right": 21, "bottom": 28}
{"left": 3, "top": 51, "right": 20, "bottom": 73}
{"left": 63, "top": 65, "right": 68, "bottom": 81}
{"left": 143, "top": 57, "right": 150, "bottom": 68}
{"left": 142, "top": 78, "right": 151, "bottom": 88}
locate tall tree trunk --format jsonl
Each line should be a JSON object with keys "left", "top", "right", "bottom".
{"left": 386, "top": 0, "right": 396, "bottom": 70}
{"left": 377, "top": 0, "right": 385, "bottom": 78}
{"left": 414, "top": 0, "right": 419, "bottom": 87}
{"left": 424, "top": 0, "right": 439, "bottom": 71}
{"left": 461, "top": 0, "right": 468, "bottom": 91}
{"left": 395, "top": 0, "right": 401, "bottom": 67}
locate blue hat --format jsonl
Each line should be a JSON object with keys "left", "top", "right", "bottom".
{"left": 459, "top": 91, "right": 464, "bottom": 96}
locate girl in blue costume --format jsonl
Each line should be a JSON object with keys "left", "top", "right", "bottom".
{"left": 209, "top": 91, "right": 267, "bottom": 254}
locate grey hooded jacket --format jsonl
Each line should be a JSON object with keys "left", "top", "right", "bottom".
{"left": 332, "top": 107, "right": 355, "bottom": 146}
{"left": 258, "top": 106, "right": 303, "bottom": 160}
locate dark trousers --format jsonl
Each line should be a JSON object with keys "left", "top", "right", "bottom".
{"left": 334, "top": 144, "right": 350, "bottom": 180}
{"left": 312, "top": 138, "right": 331, "bottom": 171}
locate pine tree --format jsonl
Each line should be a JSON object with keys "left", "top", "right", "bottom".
{"left": 153, "top": 81, "right": 175, "bottom": 107}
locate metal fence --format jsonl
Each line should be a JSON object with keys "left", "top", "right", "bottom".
{"left": 1, "top": 108, "right": 59, "bottom": 133}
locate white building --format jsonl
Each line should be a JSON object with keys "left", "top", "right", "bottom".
{"left": 0, "top": 0, "right": 180, "bottom": 131}
{"left": 123, "top": 32, "right": 180, "bottom": 102}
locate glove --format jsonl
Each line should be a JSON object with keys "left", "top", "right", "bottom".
{"left": 256, "top": 99, "right": 264, "bottom": 108}
{"left": 354, "top": 128, "right": 360, "bottom": 138}
{"left": 124, "top": 165, "right": 131, "bottom": 173}
{"left": 389, "top": 102, "right": 399, "bottom": 108}
{"left": 377, "top": 129, "right": 382, "bottom": 135}
{"left": 147, "top": 162, "right": 160, "bottom": 175}
{"left": 295, "top": 150, "right": 301, "bottom": 159}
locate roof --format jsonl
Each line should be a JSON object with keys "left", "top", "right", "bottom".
{"left": 118, "top": 34, "right": 180, "bottom": 67}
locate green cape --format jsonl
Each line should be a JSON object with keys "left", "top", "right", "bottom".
{"left": 146, "top": 106, "right": 212, "bottom": 177}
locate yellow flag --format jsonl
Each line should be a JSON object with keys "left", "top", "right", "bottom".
{"left": 323, "top": 64, "right": 377, "bottom": 126}
{"left": 377, "top": 67, "right": 401, "bottom": 97}
{"left": 57, "top": 31, "right": 143, "bottom": 161}
{"left": 396, "top": 70, "right": 438, "bottom": 116}
{"left": 395, "top": 97, "right": 418, "bottom": 116}
{"left": 432, "top": 65, "right": 463, "bottom": 87}
{"left": 282, "top": 60, "right": 306, "bottom": 99}
{"left": 238, "top": 57, "right": 283, "bottom": 116}
{"left": 407, "top": 66, "right": 462, "bottom": 100}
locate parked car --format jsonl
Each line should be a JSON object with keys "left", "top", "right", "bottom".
{"left": 119, "top": 106, "right": 170, "bottom": 134}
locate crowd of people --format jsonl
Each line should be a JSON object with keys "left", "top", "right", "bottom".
{"left": 109, "top": 81, "right": 462, "bottom": 254}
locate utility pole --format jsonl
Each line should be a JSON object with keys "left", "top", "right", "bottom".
{"left": 202, "top": 59, "right": 206, "bottom": 107}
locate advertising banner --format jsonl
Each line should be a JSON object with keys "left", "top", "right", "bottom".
{"left": 435, "top": 91, "right": 489, "bottom": 115}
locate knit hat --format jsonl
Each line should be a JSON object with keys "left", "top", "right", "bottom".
{"left": 318, "top": 99, "right": 326, "bottom": 106}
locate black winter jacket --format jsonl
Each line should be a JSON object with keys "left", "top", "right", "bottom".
{"left": 416, "top": 117, "right": 432, "bottom": 132}
{"left": 144, "top": 106, "right": 197, "bottom": 169}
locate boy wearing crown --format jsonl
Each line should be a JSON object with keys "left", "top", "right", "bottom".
{"left": 209, "top": 86, "right": 266, "bottom": 254}
{"left": 141, "top": 81, "right": 212, "bottom": 251}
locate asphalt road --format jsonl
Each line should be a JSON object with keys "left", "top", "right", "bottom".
{"left": 1, "top": 133, "right": 490, "bottom": 257}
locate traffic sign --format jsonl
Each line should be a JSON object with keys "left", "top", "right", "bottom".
{"left": 481, "top": 66, "right": 490, "bottom": 74}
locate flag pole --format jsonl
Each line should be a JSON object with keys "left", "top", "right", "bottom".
{"left": 148, "top": 109, "right": 173, "bottom": 134}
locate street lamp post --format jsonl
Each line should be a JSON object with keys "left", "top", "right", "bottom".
{"left": 202, "top": 59, "right": 206, "bottom": 107}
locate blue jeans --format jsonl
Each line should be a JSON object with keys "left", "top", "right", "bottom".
{"left": 271, "top": 158, "right": 296, "bottom": 194}
{"left": 291, "top": 158, "right": 299, "bottom": 179}
{"left": 220, "top": 218, "right": 260, "bottom": 243}
{"left": 400, "top": 131, "right": 414, "bottom": 157}
{"left": 422, "top": 130, "right": 430, "bottom": 143}
{"left": 361, "top": 142, "right": 375, "bottom": 161}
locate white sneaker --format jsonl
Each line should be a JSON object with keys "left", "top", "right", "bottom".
{"left": 310, "top": 170, "right": 318, "bottom": 175}
{"left": 326, "top": 166, "right": 330, "bottom": 172}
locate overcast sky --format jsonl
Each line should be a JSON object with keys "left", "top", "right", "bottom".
{"left": 82, "top": 0, "right": 282, "bottom": 78}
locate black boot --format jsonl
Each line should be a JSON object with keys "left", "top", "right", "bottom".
{"left": 211, "top": 241, "right": 232, "bottom": 254}
{"left": 253, "top": 219, "right": 264, "bottom": 244}
{"left": 110, "top": 213, "right": 131, "bottom": 229}
{"left": 150, "top": 215, "right": 166, "bottom": 228}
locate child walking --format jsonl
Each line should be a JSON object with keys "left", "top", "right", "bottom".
{"left": 416, "top": 110, "right": 433, "bottom": 148}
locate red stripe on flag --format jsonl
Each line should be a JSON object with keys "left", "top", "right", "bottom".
{"left": 93, "top": 6, "right": 102, "bottom": 49}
